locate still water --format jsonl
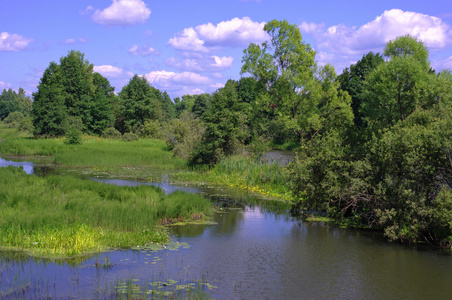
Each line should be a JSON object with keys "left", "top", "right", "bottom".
{"left": 1, "top": 157, "right": 452, "bottom": 299}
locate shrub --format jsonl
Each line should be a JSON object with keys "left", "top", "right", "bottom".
{"left": 122, "top": 132, "right": 139, "bottom": 142}
{"left": 140, "top": 119, "right": 163, "bottom": 139}
{"left": 102, "top": 127, "right": 122, "bottom": 139}
{"left": 65, "top": 127, "right": 82, "bottom": 145}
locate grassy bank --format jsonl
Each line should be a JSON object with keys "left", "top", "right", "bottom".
{"left": 0, "top": 166, "right": 213, "bottom": 258}
{"left": 0, "top": 126, "right": 293, "bottom": 201}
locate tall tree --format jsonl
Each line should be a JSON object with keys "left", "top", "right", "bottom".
{"left": 31, "top": 50, "right": 114, "bottom": 136}
{"left": 190, "top": 80, "right": 249, "bottom": 165}
{"left": 31, "top": 62, "right": 67, "bottom": 136}
{"left": 361, "top": 35, "right": 435, "bottom": 130}
{"left": 242, "top": 19, "right": 352, "bottom": 146}
{"left": 118, "top": 75, "right": 162, "bottom": 133}
{"left": 338, "top": 52, "right": 384, "bottom": 127}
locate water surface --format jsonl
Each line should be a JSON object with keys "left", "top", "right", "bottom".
{"left": 1, "top": 157, "right": 452, "bottom": 299}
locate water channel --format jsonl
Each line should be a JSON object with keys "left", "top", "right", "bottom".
{"left": 1, "top": 157, "right": 452, "bottom": 299}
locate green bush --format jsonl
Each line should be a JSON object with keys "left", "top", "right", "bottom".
{"left": 102, "top": 127, "right": 122, "bottom": 139}
{"left": 122, "top": 132, "right": 139, "bottom": 142}
{"left": 65, "top": 127, "right": 82, "bottom": 145}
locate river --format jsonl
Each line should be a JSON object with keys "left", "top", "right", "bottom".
{"left": 1, "top": 157, "right": 452, "bottom": 299}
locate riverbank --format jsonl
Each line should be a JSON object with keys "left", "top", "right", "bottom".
{"left": 0, "top": 126, "right": 293, "bottom": 202}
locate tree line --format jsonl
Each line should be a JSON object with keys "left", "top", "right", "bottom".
{"left": 3, "top": 19, "right": 452, "bottom": 247}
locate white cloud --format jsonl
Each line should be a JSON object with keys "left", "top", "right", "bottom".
{"left": 91, "top": 0, "right": 151, "bottom": 26}
{"left": 211, "top": 56, "right": 233, "bottom": 68}
{"left": 0, "top": 81, "right": 12, "bottom": 89}
{"left": 144, "top": 70, "right": 211, "bottom": 88}
{"left": 94, "top": 65, "right": 133, "bottom": 78}
{"left": 299, "top": 22, "right": 325, "bottom": 35}
{"left": 165, "top": 55, "right": 233, "bottom": 72}
{"left": 168, "top": 17, "right": 267, "bottom": 52}
{"left": 128, "top": 44, "right": 156, "bottom": 56}
{"left": 210, "top": 82, "right": 225, "bottom": 90}
{"left": 167, "top": 27, "right": 209, "bottom": 52}
{"left": 142, "top": 70, "right": 213, "bottom": 97}
{"left": 301, "top": 9, "right": 451, "bottom": 56}
{"left": 0, "top": 32, "right": 34, "bottom": 52}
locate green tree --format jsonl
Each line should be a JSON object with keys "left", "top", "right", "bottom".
{"left": 118, "top": 75, "right": 162, "bottom": 133}
{"left": 32, "top": 62, "right": 68, "bottom": 136}
{"left": 191, "top": 93, "right": 211, "bottom": 119}
{"left": 338, "top": 52, "right": 384, "bottom": 127}
{"left": 31, "top": 50, "right": 114, "bottom": 136}
{"left": 242, "top": 19, "right": 352, "bottom": 146}
{"left": 361, "top": 36, "right": 435, "bottom": 130}
{"left": 190, "top": 80, "right": 249, "bottom": 165}
{"left": 159, "top": 91, "right": 176, "bottom": 120}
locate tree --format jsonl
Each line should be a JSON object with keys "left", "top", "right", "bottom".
{"left": 190, "top": 80, "right": 249, "bottom": 165}
{"left": 118, "top": 75, "right": 162, "bottom": 133}
{"left": 31, "top": 50, "right": 114, "bottom": 136}
{"left": 361, "top": 36, "right": 435, "bottom": 130}
{"left": 32, "top": 62, "right": 68, "bottom": 136}
{"left": 0, "top": 88, "right": 32, "bottom": 121}
{"left": 338, "top": 52, "right": 384, "bottom": 127}
{"left": 191, "top": 93, "right": 211, "bottom": 119}
{"left": 159, "top": 91, "right": 176, "bottom": 121}
{"left": 241, "top": 19, "right": 352, "bottom": 146}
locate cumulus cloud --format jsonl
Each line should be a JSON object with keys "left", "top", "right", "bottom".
{"left": 165, "top": 55, "right": 233, "bottom": 72}
{"left": 93, "top": 65, "right": 133, "bottom": 78}
{"left": 142, "top": 70, "right": 214, "bottom": 96}
{"left": 128, "top": 44, "right": 156, "bottom": 56}
{"left": 144, "top": 70, "right": 211, "bottom": 88}
{"left": 91, "top": 0, "right": 151, "bottom": 26}
{"left": 0, "top": 32, "right": 34, "bottom": 52}
{"left": 300, "top": 9, "right": 451, "bottom": 56}
{"left": 211, "top": 56, "right": 233, "bottom": 68}
{"left": 168, "top": 17, "right": 267, "bottom": 52}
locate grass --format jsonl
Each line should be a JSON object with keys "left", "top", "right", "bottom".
{"left": 0, "top": 127, "right": 187, "bottom": 177}
{"left": 0, "top": 166, "right": 213, "bottom": 258}
{"left": 0, "top": 125, "right": 294, "bottom": 202}
{"left": 175, "top": 155, "right": 293, "bottom": 202}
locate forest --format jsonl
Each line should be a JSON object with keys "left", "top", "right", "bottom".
{"left": 1, "top": 19, "right": 452, "bottom": 248}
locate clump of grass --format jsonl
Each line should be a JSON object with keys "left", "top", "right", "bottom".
{"left": 0, "top": 166, "right": 213, "bottom": 257}
{"left": 211, "top": 155, "right": 292, "bottom": 200}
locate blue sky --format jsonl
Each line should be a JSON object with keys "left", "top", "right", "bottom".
{"left": 1, "top": 0, "right": 452, "bottom": 99}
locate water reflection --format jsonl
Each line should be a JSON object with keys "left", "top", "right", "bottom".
{"left": 0, "top": 156, "right": 34, "bottom": 174}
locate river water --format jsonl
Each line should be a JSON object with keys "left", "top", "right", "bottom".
{"left": 1, "top": 157, "right": 452, "bottom": 299}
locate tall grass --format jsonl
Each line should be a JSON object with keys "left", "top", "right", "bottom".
{"left": 211, "top": 155, "right": 292, "bottom": 201}
{"left": 0, "top": 166, "right": 213, "bottom": 257}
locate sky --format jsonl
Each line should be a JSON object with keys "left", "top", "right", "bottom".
{"left": 1, "top": 0, "right": 452, "bottom": 99}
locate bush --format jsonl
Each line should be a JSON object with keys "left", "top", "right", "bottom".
{"left": 18, "top": 117, "right": 33, "bottom": 131}
{"left": 102, "top": 127, "right": 122, "bottom": 139}
{"left": 164, "top": 111, "right": 205, "bottom": 159}
{"left": 65, "top": 127, "right": 82, "bottom": 145}
{"left": 3, "top": 111, "right": 25, "bottom": 128}
{"left": 122, "top": 132, "right": 139, "bottom": 142}
{"left": 140, "top": 119, "right": 163, "bottom": 139}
